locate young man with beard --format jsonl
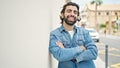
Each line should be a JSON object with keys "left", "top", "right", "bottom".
{"left": 49, "top": 2, "right": 98, "bottom": 68}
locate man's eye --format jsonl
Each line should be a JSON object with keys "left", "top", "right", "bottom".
{"left": 66, "top": 9, "right": 72, "bottom": 13}
{"left": 74, "top": 11, "right": 78, "bottom": 14}
{"left": 66, "top": 9, "right": 78, "bottom": 15}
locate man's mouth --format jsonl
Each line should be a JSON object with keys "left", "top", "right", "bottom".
{"left": 68, "top": 16, "right": 75, "bottom": 22}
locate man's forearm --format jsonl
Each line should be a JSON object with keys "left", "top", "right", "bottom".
{"left": 74, "top": 46, "right": 98, "bottom": 63}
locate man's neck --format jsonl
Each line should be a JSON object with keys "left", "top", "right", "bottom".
{"left": 63, "top": 22, "right": 74, "bottom": 31}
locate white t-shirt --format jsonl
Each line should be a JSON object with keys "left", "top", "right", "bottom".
{"left": 68, "top": 30, "right": 74, "bottom": 39}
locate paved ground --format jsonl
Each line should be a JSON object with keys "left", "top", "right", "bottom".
{"left": 94, "top": 42, "right": 110, "bottom": 68}
{"left": 94, "top": 57, "right": 109, "bottom": 68}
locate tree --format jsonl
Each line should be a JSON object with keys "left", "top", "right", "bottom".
{"left": 91, "top": 0, "right": 103, "bottom": 31}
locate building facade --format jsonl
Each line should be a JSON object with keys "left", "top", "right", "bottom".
{"left": 86, "top": 4, "right": 120, "bottom": 34}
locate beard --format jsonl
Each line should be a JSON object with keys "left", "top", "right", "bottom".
{"left": 63, "top": 15, "right": 77, "bottom": 26}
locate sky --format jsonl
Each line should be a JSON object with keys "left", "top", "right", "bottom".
{"left": 72, "top": 0, "right": 120, "bottom": 9}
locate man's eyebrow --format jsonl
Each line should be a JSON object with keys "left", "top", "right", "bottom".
{"left": 66, "top": 9, "right": 78, "bottom": 11}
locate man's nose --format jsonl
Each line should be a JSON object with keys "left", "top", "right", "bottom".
{"left": 70, "top": 11, "right": 75, "bottom": 16}
{"left": 70, "top": 11, "right": 75, "bottom": 15}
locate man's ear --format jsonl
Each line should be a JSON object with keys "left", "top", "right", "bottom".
{"left": 59, "top": 13, "right": 64, "bottom": 20}
{"left": 77, "top": 16, "right": 81, "bottom": 22}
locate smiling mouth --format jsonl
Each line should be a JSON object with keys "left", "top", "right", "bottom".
{"left": 68, "top": 17, "right": 75, "bottom": 21}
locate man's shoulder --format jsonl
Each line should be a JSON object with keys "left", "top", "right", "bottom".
{"left": 76, "top": 27, "right": 88, "bottom": 33}
{"left": 50, "top": 27, "right": 61, "bottom": 35}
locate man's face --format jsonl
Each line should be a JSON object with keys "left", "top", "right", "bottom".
{"left": 63, "top": 5, "right": 78, "bottom": 26}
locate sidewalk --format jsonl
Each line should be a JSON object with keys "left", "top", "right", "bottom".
{"left": 94, "top": 34, "right": 113, "bottom": 68}
{"left": 94, "top": 57, "right": 110, "bottom": 68}
{"left": 101, "top": 33, "right": 120, "bottom": 40}
{"left": 104, "top": 34, "right": 120, "bottom": 39}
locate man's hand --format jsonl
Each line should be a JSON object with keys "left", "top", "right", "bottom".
{"left": 56, "top": 41, "right": 64, "bottom": 48}
{"left": 56, "top": 41, "right": 86, "bottom": 50}
{"left": 80, "top": 45, "right": 86, "bottom": 51}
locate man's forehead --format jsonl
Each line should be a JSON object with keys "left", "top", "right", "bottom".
{"left": 65, "top": 5, "right": 78, "bottom": 10}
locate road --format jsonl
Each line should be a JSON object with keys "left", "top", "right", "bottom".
{"left": 96, "top": 34, "right": 120, "bottom": 68}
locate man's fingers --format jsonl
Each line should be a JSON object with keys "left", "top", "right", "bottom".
{"left": 80, "top": 45, "right": 86, "bottom": 51}
{"left": 56, "top": 41, "right": 64, "bottom": 48}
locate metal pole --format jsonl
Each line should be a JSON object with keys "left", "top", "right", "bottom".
{"left": 105, "top": 45, "right": 108, "bottom": 68}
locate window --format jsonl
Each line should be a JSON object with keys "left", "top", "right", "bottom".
{"left": 115, "top": 12, "right": 117, "bottom": 15}
{"left": 98, "top": 12, "right": 101, "bottom": 15}
{"left": 106, "top": 12, "right": 109, "bottom": 15}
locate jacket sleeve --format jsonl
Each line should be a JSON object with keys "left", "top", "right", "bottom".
{"left": 49, "top": 33, "right": 83, "bottom": 62}
{"left": 75, "top": 31, "right": 98, "bottom": 63}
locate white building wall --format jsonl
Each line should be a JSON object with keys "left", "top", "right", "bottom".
{"left": 0, "top": 0, "right": 65, "bottom": 68}
{"left": 50, "top": 1, "right": 66, "bottom": 68}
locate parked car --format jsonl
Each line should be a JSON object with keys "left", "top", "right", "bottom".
{"left": 85, "top": 28, "right": 100, "bottom": 42}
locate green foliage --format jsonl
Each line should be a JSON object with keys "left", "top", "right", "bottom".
{"left": 100, "top": 23, "right": 106, "bottom": 28}
{"left": 90, "top": 0, "right": 103, "bottom": 5}
{"left": 113, "top": 24, "right": 118, "bottom": 29}
{"left": 112, "top": 23, "right": 118, "bottom": 33}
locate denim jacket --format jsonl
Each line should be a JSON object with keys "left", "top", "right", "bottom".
{"left": 49, "top": 25, "right": 98, "bottom": 68}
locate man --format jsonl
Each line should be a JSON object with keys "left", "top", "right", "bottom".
{"left": 49, "top": 2, "right": 98, "bottom": 68}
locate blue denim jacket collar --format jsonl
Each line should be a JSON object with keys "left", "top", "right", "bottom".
{"left": 59, "top": 25, "right": 78, "bottom": 33}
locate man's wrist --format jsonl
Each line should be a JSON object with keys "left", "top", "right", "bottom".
{"left": 80, "top": 45, "right": 86, "bottom": 51}
{"left": 71, "top": 58, "right": 77, "bottom": 63}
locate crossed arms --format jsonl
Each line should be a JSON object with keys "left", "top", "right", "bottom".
{"left": 49, "top": 33, "right": 98, "bottom": 63}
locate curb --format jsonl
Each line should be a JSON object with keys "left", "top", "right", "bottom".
{"left": 94, "top": 57, "right": 110, "bottom": 68}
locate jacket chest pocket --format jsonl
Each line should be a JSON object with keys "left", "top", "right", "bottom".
{"left": 62, "top": 40, "right": 71, "bottom": 48}
{"left": 60, "top": 35, "right": 71, "bottom": 48}
{"left": 76, "top": 39, "right": 84, "bottom": 46}
{"left": 75, "top": 35, "right": 85, "bottom": 46}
